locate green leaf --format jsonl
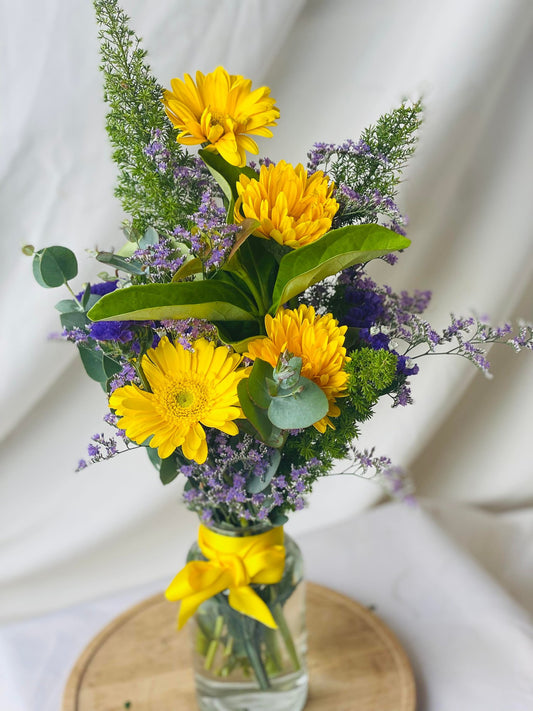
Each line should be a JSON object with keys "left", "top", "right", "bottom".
{"left": 32, "top": 246, "right": 78, "bottom": 288}
{"left": 88, "top": 281, "right": 257, "bottom": 322}
{"left": 139, "top": 226, "right": 159, "bottom": 249}
{"left": 247, "top": 359, "right": 274, "bottom": 409}
{"left": 212, "top": 323, "right": 263, "bottom": 353}
{"left": 237, "top": 379, "right": 283, "bottom": 447}
{"left": 60, "top": 311, "right": 88, "bottom": 331}
{"left": 223, "top": 235, "right": 278, "bottom": 314}
{"left": 146, "top": 446, "right": 160, "bottom": 471}
{"left": 268, "top": 377, "right": 329, "bottom": 429}
{"left": 160, "top": 454, "right": 179, "bottom": 485}
{"left": 77, "top": 344, "right": 121, "bottom": 383}
{"left": 96, "top": 251, "right": 145, "bottom": 275}
{"left": 270, "top": 224, "right": 410, "bottom": 313}
{"left": 199, "top": 149, "right": 258, "bottom": 203}
{"left": 80, "top": 283, "right": 92, "bottom": 310}
{"left": 171, "top": 257, "right": 203, "bottom": 281}
{"left": 55, "top": 298, "right": 81, "bottom": 314}
{"left": 269, "top": 511, "right": 289, "bottom": 526}
{"left": 246, "top": 449, "right": 281, "bottom": 494}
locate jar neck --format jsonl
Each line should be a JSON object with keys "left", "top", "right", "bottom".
{"left": 201, "top": 520, "right": 276, "bottom": 538}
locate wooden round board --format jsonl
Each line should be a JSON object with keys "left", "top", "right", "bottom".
{"left": 63, "top": 582, "right": 416, "bottom": 711}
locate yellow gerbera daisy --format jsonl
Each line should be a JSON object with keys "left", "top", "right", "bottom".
{"left": 109, "top": 337, "right": 246, "bottom": 464}
{"left": 234, "top": 161, "right": 339, "bottom": 249}
{"left": 246, "top": 305, "right": 349, "bottom": 432}
{"left": 162, "top": 66, "right": 279, "bottom": 167}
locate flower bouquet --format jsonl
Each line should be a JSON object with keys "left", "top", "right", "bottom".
{"left": 27, "top": 1, "right": 533, "bottom": 709}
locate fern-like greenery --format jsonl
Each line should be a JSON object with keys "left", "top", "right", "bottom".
{"left": 94, "top": 0, "right": 202, "bottom": 236}
{"left": 345, "top": 348, "right": 398, "bottom": 420}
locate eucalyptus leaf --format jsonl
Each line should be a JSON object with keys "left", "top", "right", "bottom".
{"left": 80, "top": 283, "right": 92, "bottom": 309}
{"left": 139, "top": 226, "right": 159, "bottom": 249}
{"left": 55, "top": 298, "right": 80, "bottom": 314}
{"left": 237, "top": 379, "right": 283, "bottom": 447}
{"left": 268, "top": 377, "right": 329, "bottom": 429}
{"left": 60, "top": 311, "right": 88, "bottom": 331}
{"left": 269, "top": 511, "right": 289, "bottom": 526}
{"left": 246, "top": 449, "right": 281, "bottom": 494}
{"left": 270, "top": 224, "right": 410, "bottom": 313}
{"left": 32, "top": 246, "right": 78, "bottom": 288}
{"left": 96, "top": 251, "right": 145, "bottom": 275}
{"left": 160, "top": 454, "right": 179, "bottom": 485}
{"left": 146, "top": 446, "right": 160, "bottom": 471}
{"left": 88, "top": 281, "right": 258, "bottom": 322}
{"left": 247, "top": 358, "right": 274, "bottom": 409}
{"left": 77, "top": 344, "right": 120, "bottom": 383}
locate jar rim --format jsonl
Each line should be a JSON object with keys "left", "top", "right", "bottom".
{"left": 201, "top": 520, "right": 276, "bottom": 537}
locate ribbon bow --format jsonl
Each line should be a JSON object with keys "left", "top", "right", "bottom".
{"left": 165, "top": 525, "right": 285, "bottom": 629}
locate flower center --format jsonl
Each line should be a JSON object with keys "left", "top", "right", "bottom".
{"left": 175, "top": 390, "right": 195, "bottom": 408}
{"left": 159, "top": 378, "right": 211, "bottom": 421}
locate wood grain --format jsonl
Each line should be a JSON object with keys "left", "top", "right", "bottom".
{"left": 63, "top": 583, "right": 416, "bottom": 711}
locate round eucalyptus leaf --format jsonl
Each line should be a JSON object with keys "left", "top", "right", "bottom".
{"left": 32, "top": 246, "right": 78, "bottom": 288}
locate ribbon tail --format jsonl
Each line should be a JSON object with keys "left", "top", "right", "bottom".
{"left": 228, "top": 586, "right": 278, "bottom": 629}
{"left": 165, "top": 561, "right": 230, "bottom": 629}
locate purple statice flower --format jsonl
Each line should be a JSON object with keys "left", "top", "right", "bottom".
{"left": 76, "top": 280, "right": 118, "bottom": 302}
{"left": 157, "top": 318, "right": 218, "bottom": 351}
{"left": 89, "top": 321, "right": 136, "bottom": 343}
{"left": 174, "top": 191, "right": 239, "bottom": 272}
{"left": 132, "top": 236, "right": 185, "bottom": 283}
{"left": 109, "top": 362, "right": 138, "bottom": 392}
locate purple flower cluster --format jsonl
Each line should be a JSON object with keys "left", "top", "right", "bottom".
{"left": 76, "top": 425, "right": 131, "bottom": 472}
{"left": 143, "top": 129, "right": 211, "bottom": 192}
{"left": 174, "top": 191, "right": 238, "bottom": 271}
{"left": 180, "top": 432, "right": 321, "bottom": 525}
{"left": 340, "top": 446, "right": 416, "bottom": 505}
{"left": 158, "top": 318, "right": 217, "bottom": 351}
{"left": 132, "top": 237, "right": 185, "bottom": 283}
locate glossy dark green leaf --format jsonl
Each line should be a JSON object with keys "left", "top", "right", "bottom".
{"left": 88, "top": 280, "right": 257, "bottom": 322}
{"left": 270, "top": 225, "right": 410, "bottom": 313}
{"left": 269, "top": 511, "right": 289, "bottom": 526}
{"left": 80, "top": 283, "right": 92, "bottom": 309}
{"left": 223, "top": 235, "right": 278, "bottom": 314}
{"left": 32, "top": 246, "right": 78, "bottom": 288}
{"left": 171, "top": 257, "right": 203, "bottom": 281}
{"left": 96, "top": 251, "right": 145, "bottom": 275}
{"left": 268, "top": 377, "right": 328, "bottom": 429}
{"left": 146, "top": 446, "right": 160, "bottom": 471}
{"left": 199, "top": 149, "right": 258, "bottom": 203}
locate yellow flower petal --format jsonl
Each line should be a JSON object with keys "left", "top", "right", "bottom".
{"left": 234, "top": 161, "right": 338, "bottom": 249}
{"left": 109, "top": 337, "right": 247, "bottom": 463}
{"left": 246, "top": 305, "right": 349, "bottom": 431}
{"left": 162, "top": 66, "right": 279, "bottom": 167}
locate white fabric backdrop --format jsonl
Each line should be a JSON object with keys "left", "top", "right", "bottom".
{"left": 1, "top": 0, "right": 532, "bottom": 644}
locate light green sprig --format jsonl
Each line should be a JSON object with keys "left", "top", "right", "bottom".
{"left": 93, "top": 0, "right": 201, "bottom": 235}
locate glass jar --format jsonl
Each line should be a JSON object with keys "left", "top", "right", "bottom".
{"left": 186, "top": 523, "right": 308, "bottom": 711}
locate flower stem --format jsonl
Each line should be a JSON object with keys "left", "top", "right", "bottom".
{"left": 204, "top": 614, "right": 224, "bottom": 671}
{"left": 272, "top": 602, "right": 301, "bottom": 671}
{"left": 240, "top": 616, "right": 271, "bottom": 690}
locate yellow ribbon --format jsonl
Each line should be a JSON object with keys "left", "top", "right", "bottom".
{"left": 165, "top": 525, "right": 285, "bottom": 630}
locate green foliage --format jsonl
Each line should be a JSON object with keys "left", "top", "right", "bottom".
{"left": 87, "top": 279, "right": 258, "bottom": 323}
{"left": 270, "top": 224, "right": 410, "bottom": 313}
{"left": 32, "top": 246, "right": 78, "bottom": 288}
{"left": 279, "top": 349, "right": 398, "bottom": 476}
{"left": 93, "top": 0, "right": 201, "bottom": 235}
{"left": 345, "top": 348, "right": 398, "bottom": 420}
{"left": 332, "top": 100, "right": 422, "bottom": 196}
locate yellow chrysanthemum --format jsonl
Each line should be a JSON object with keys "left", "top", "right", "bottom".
{"left": 234, "top": 161, "right": 339, "bottom": 249}
{"left": 246, "top": 305, "right": 349, "bottom": 432}
{"left": 162, "top": 66, "right": 279, "bottom": 167}
{"left": 109, "top": 337, "right": 247, "bottom": 464}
